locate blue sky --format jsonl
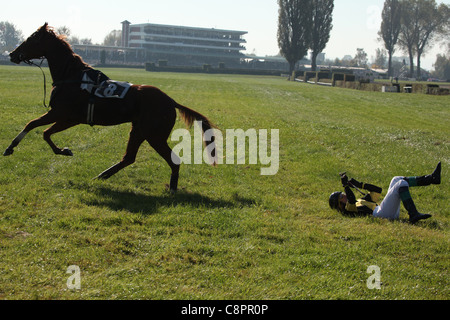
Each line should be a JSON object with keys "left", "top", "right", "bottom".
{"left": 2, "top": 0, "right": 449, "bottom": 69}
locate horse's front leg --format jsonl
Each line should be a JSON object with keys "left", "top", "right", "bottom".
{"left": 43, "top": 121, "right": 79, "bottom": 156}
{"left": 3, "top": 111, "right": 57, "bottom": 156}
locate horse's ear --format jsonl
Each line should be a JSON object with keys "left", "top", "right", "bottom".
{"left": 39, "top": 23, "right": 48, "bottom": 32}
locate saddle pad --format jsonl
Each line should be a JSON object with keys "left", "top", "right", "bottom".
{"left": 81, "top": 71, "right": 132, "bottom": 99}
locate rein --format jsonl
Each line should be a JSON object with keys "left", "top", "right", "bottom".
{"left": 22, "top": 55, "right": 104, "bottom": 126}
{"left": 23, "top": 58, "right": 49, "bottom": 108}
{"left": 22, "top": 58, "right": 91, "bottom": 108}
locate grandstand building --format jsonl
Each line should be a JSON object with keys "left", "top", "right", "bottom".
{"left": 74, "top": 20, "right": 248, "bottom": 67}
{"left": 124, "top": 21, "right": 248, "bottom": 67}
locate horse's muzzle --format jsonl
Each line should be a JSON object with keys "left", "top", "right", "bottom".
{"left": 9, "top": 52, "right": 23, "bottom": 64}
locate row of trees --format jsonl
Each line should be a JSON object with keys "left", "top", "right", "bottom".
{"left": 52, "top": 27, "right": 122, "bottom": 46}
{"left": 379, "top": 0, "right": 449, "bottom": 78}
{"left": 55, "top": 26, "right": 93, "bottom": 45}
{"left": 277, "top": 0, "right": 334, "bottom": 74}
{"left": 277, "top": 0, "right": 449, "bottom": 79}
{"left": 0, "top": 22, "right": 122, "bottom": 54}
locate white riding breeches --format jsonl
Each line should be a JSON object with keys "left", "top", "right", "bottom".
{"left": 372, "top": 176, "right": 409, "bottom": 220}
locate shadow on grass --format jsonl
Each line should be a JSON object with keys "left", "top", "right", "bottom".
{"left": 79, "top": 184, "right": 257, "bottom": 215}
{"left": 363, "top": 215, "right": 446, "bottom": 231}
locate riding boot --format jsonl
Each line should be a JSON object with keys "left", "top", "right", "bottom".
{"left": 405, "top": 162, "right": 441, "bottom": 187}
{"left": 399, "top": 186, "right": 432, "bottom": 224}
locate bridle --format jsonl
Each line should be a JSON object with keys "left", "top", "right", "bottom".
{"left": 22, "top": 57, "right": 49, "bottom": 108}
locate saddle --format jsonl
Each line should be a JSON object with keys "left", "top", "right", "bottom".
{"left": 80, "top": 69, "right": 133, "bottom": 125}
{"left": 81, "top": 69, "right": 132, "bottom": 99}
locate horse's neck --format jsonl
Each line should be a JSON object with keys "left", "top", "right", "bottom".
{"left": 46, "top": 50, "right": 84, "bottom": 83}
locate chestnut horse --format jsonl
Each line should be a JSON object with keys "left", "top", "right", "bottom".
{"left": 4, "top": 23, "right": 217, "bottom": 192}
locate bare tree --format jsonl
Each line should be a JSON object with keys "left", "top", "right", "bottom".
{"left": 374, "top": 48, "right": 388, "bottom": 68}
{"left": 55, "top": 26, "right": 92, "bottom": 45}
{"left": 399, "top": 0, "right": 419, "bottom": 78}
{"left": 277, "top": 0, "right": 313, "bottom": 75}
{"left": 379, "top": 0, "right": 402, "bottom": 77}
{"left": 415, "top": 1, "right": 449, "bottom": 78}
{"left": 56, "top": 26, "right": 71, "bottom": 38}
{"left": 399, "top": 0, "right": 449, "bottom": 78}
{"left": 354, "top": 48, "right": 368, "bottom": 68}
{"left": 104, "top": 30, "right": 122, "bottom": 46}
{"left": 310, "top": 0, "right": 334, "bottom": 71}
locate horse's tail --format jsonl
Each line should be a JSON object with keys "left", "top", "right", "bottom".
{"left": 174, "top": 103, "right": 219, "bottom": 166}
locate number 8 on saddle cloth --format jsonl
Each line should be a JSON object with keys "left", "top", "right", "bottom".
{"left": 80, "top": 69, "right": 133, "bottom": 99}
{"left": 80, "top": 69, "right": 133, "bottom": 125}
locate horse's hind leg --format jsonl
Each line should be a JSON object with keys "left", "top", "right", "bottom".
{"left": 96, "top": 126, "right": 144, "bottom": 180}
{"left": 147, "top": 137, "right": 180, "bottom": 193}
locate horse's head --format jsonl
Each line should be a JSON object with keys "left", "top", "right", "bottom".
{"left": 10, "top": 23, "right": 49, "bottom": 64}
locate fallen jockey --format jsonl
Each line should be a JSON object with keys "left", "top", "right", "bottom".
{"left": 329, "top": 162, "right": 442, "bottom": 224}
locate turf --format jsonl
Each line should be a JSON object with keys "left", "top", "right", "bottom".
{"left": 0, "top": 65, "right": 448, "bottom": 300}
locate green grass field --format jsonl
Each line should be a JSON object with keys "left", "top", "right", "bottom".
{"left": 0, "top": 65, "right": 448, "bottom": 300}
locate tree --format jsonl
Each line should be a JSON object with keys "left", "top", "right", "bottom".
{"left": 55, "top": 26, "right": 92, "bottom": 45}
{"left": 442, "top": 5, "right": 450, "bottom": 41}
{"left": 432, "top": 53, "right": 450, "bottom": 80}
{"left": 354, "top": 48, "right": 368, "bottom": 68}
{"left": 277, "top": 0, "right": 313, "bottom": 75}
{"left": 56, "top": 26, "right": 71, "bottom": 38}
{"left": 373, "top": 48, "right": 387, "bottom": 68}
{"left": 103, "top": 30, "right": 122, "bottom": 46}
{"left": 379, "top": 0, "right": 402, "bottom": 77}
{"left": 414, "top": 1, "right": 449, "bottom": 79}
{"left": 0, "top": 21, "right": 23, "bottom": 53}
{"left": 398, "top": 0, "right": 419, "bottom": 78}
{"left": 391, "top": 58, "right": 405, "bottom": 77}
{"left": 78, "top": 38, "right": 93, "bottom": 45}
{"left": 398, "top": 0, "right": 449, "bottom": 79}
{"left": 56, "top": 26, "right": 75, "bottom": 44}
{"left": 310, "top": 0, "right": 334, "bottom": 71}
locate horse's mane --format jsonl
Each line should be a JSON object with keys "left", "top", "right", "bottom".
{"left": 44, "top": 25, "right": 91, "bottom": 68}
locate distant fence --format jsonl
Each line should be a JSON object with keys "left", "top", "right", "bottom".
{"left": 294, "top": 70, "right": 449, "bottom": 95}
{"left": 145, "top": 62, "right": 283, "bottom": 76}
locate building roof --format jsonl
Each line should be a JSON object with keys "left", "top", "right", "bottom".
{"left": 130, "top": 22, "right": 247, "bottom": 35}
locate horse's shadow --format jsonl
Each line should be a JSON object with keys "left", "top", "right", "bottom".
{"left": 79, "top": 183, "right": 256, "bottom": 215}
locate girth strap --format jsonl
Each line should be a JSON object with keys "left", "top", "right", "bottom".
{"left": 87, "top": 102, "right": 95, "bottom": 126}
{"left": 85, "top": 70, "right": 106, "bottom": 127}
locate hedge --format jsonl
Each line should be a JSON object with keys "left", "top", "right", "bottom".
{"left": 145, "top": 62, "right": 284, "bottom": 76}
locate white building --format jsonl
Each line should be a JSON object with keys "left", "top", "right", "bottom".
{"left": 124, "top": 20, "right": 248, "bottom": 66}
{"left": 73, "top": 20, "right": 248, "bottom": 67}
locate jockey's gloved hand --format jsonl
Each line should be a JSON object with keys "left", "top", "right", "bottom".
{"left": 340, "top": 174, "right": 349, "bottom": 187}
{"left": 349, "top": 178, "right": 363, "bottom": 189}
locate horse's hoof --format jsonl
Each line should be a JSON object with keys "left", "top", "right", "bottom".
{"left": 165, "top": 184, "right": 177, "bottom": 194}
{"left": 95, "top": 171, "right": 110, "bottom": 180}
{"left": 61, "top": 148, "right": 73, "bottom": 156}
{"left": 3, "top": 148, "right": 14, "bottom": 156}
